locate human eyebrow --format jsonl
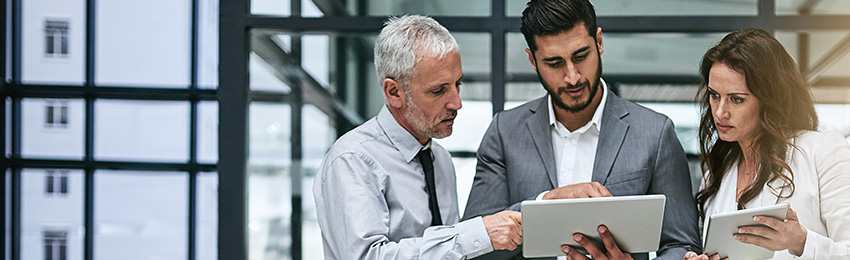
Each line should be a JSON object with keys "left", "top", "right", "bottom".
{"left": 572, "top": 46, "right": 591, "bottom": 57}
{"left": 541, "top": 56, "right": 564, "bottom": 62}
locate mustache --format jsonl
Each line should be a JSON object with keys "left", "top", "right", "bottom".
{"left": 441, "top": 110, "right": 458, "bottom": 120}
{"left": 557, "top": 80, "right": 590, "bottom": 93}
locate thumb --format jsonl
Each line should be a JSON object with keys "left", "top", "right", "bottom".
{"left": 509, "top": 211, "right": 522, "bottom": 225}
{"left": 785, "top": 203, "right": 799, "bottom": 221}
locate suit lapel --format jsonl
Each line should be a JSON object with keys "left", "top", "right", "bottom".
{"left": 527, "top": 97, "right": 558, "bottom": 188}
{"left": 592, "top": 91, "right": 630, "bottom": 184}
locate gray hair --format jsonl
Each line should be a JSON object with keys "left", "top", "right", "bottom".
{"left": 373, "top": 15, "right": 459, "bottom": 88}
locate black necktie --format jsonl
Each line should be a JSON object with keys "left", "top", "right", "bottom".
{"left": 417, "top": 148, "right": 442, "bottom": 226}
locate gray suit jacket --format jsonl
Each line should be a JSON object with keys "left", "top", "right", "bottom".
{"left": 462, "top": 90, "right": 701, "bottom": 259}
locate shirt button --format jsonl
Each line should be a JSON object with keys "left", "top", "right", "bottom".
{"left": 474, "top": 241, "right": 480, "bottom": 247}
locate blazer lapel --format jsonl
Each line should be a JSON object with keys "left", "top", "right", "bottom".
{"left": 527, "top": 97, "right": 558, "bottom": 188}
{"left": 592, "top": 91, "right": 630, "bottom": 184}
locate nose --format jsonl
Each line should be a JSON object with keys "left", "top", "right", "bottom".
{"left": 713, "top": 100, "right": 728, "bottom": 121}
{"left": 446, "top": 84, "right": 462, "bottom": 111}
{"left": 563, "top": 62, "right": 581, "bottom": 85}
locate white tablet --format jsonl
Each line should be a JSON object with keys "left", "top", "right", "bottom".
{"left": 703, "top": 203, "right": 789, "bottom": 260}
{"left": 520, "top": 195, "right": 666, "bottom": 258}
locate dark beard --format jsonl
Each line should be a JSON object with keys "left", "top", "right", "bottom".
{"left": 538, "top": 53, "right": 603, "bottom": 113}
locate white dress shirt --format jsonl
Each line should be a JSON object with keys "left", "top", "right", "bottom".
{"left": 313, "top": 106, "right": 493, "bottom": 259}
{"left": 537, "top": 80, "right": 609, "bottom": 202}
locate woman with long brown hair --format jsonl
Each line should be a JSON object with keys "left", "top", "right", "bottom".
{"left": 684, "top": 28, "right": 850, "bottom": 260}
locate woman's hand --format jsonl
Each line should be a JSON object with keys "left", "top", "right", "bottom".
{"left": 734, "top": 205, "right": 808, "bottom": 256}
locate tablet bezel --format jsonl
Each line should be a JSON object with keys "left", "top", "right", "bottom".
{"left": 703, "top": 203, "right": 789, "bottom": 259}
{"left": 520, "top": 194, "right": 666, "bottom": 258}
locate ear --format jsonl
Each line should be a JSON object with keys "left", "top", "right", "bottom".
{"left": 595, "top": 27, "right": 604, "bottom": 55}
{"left": 526, "top": 48, "right": 538, "bottom": 71}
{"left": 383, "top": 78, "right": 405, "bottom": 109}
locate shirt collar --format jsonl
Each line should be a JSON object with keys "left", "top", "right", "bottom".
{"left": 547, "top": 78, "right": 609, "bottom": 134}
{"left": 376, "top": 105, "right": 429, "bottom": 163}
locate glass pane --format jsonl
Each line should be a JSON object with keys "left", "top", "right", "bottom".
{"left": 94, "top": 170, "right": 187, "bottom": 260}
{"left": 440, "top": 33, "right": 492, "bottom": 153}
{"left": 21, "top": 98, "right": 84, "bottom": 160}
{"left": 96, "top": 0, "right": 191, "bottom": 88}
{"left": 603, "top": 33, "right": 722, "bottom": 75}
{"left": 248, "top": 102, "right": 292, "bottom": 260}
{"left": 507, "top": 0, "right": 757, "bottom": 16}
{"left": 777, "top": 0, "right": 850, "bottom": 15}
{"left": 302, "top": 35, "right": 330, "bottom": 88}
{"left": 21, "top": 0, "right": 85, "bottom": 85}
{"left": 366, "top": 0, "right": 490, "bottom": 16}
{"left": 20, "top": 169, "right": 84, "bottom": 260}
{"left": 249, "top": 53, "right": 292, "bottom": 93}
{"left": 775, "top": 30, "right": 850, "bottom": 104}
{"left": 198, "top": 0, "right": 219, "bottom": 89}
{"left": 452, "top": 157, "right": 477, "bottom": 217}
{"left": 197, "top": 171, "right": 218, "bottom": 260}
{"left": 198, "top": 101, "right": 218, "bottom": 164}
{"left": 254, "top": 0, "right": 490, "bottom": 16}
{"left": 251, "top": 0, "right": 291, "bottom": 16}
{"left": 301, "top": 105, "right": 333, "bottom": 260}
{"left": 94, "top": 100, "right": 189, "bottom": 162}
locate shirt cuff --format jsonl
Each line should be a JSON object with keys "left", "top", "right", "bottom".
{"left": 536, "top": 191, "right": 549, "bottom": 200}
{"left": 455, "top": 216, "right": 494, "bottom": 258}
{"left": 796, "top": 227, "right": 818, "bottom": 259}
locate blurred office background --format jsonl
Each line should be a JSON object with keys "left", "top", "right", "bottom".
{"left": 2, "top": 0, "right": 849, "bottom": 259}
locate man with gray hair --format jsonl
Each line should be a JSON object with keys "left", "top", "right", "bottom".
{"left": 314, "top": 15, "right": 523, "bottom": 260}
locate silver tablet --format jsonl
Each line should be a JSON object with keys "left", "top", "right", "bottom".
{"left": 703, "top": 203, "right": 788, "bottom": 260}
{"left": 520, "top": 194, "right": 666, "bottom": 258}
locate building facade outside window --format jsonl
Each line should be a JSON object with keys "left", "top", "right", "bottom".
{"left": 43, "top": 230, "right": 68, "bottom": 260}
{"left": 44, "top": 19, "right": 69, "bottom": 57}
{"left": 45, "top": 170, "right": 69, "bottom": 195}
{"left": 44, "top": 99, "right": 69, "bottom": 129}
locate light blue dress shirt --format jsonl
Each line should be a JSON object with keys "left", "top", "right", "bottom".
{"left": 314, "top": 105, "right": 493, "bottom": 260}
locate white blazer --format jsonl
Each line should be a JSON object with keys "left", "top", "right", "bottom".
{"left": 703, "top": 130, "right": 850, "bottom": 259}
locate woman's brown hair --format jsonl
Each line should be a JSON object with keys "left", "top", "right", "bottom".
{"left": 696, "top": 28, "right": 818, "bottom": 218}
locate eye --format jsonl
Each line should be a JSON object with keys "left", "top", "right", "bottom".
{"left": 432, "top": 87, "right": 446, "bottom": 95}
{"left": 731, "top": 97, "right": 744, "bottom": 104}
{"left": 708, "top": 91, "right": 720, "bottom": 99}
{"left": 573, "top": 53, "right": 588, "bottom": 62}
{"left": 547, "top": 61, "right": 564, "bottom": 68}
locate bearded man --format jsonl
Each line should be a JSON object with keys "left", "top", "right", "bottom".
{"left": 461, "top": 0, "right": 701, "bottom": 259}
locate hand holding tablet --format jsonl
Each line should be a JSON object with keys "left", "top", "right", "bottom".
{"left": 521, "top": 195, "right": 666, "bottom": 258}
{"left": 701, "top": 203, "right": 790, "bottom": 260}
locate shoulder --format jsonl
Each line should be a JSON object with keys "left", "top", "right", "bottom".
{"left": 322, "top": 118, "right": 385, "bottom": 167}
{"left": 791, "top": 130, "right": 848, "bottom": 150}
{"left": 493, "top": 96, "right": 546, "bottom": 119}
{"left": 608, "top": 94, "right": 671, "bottom": 124}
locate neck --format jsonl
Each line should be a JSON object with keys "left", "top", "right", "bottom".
{"left": 738, "top": 138, "right": 758, "bottom": 169}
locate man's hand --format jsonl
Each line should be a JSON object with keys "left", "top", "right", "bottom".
{"left": 482, "top": 210, "right": 523, "bottom": 251}
{"left": 683, "top": 251, "right": 724, "bottom": 260}
{"left": 543, "top": 182, "right": 613, "bottom": 200}
{"left": 734, "top": 205, "right": 807, "bottom": 256}
{"left": 562, "top": 225, "right": 632, "bottom": 260}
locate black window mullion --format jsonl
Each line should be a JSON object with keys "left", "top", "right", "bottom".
{"left": 188, "top": 0, "right": 200, "bottom": 259}
{"left": 84, "top": 0, "right": 96, "bottom": 259}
